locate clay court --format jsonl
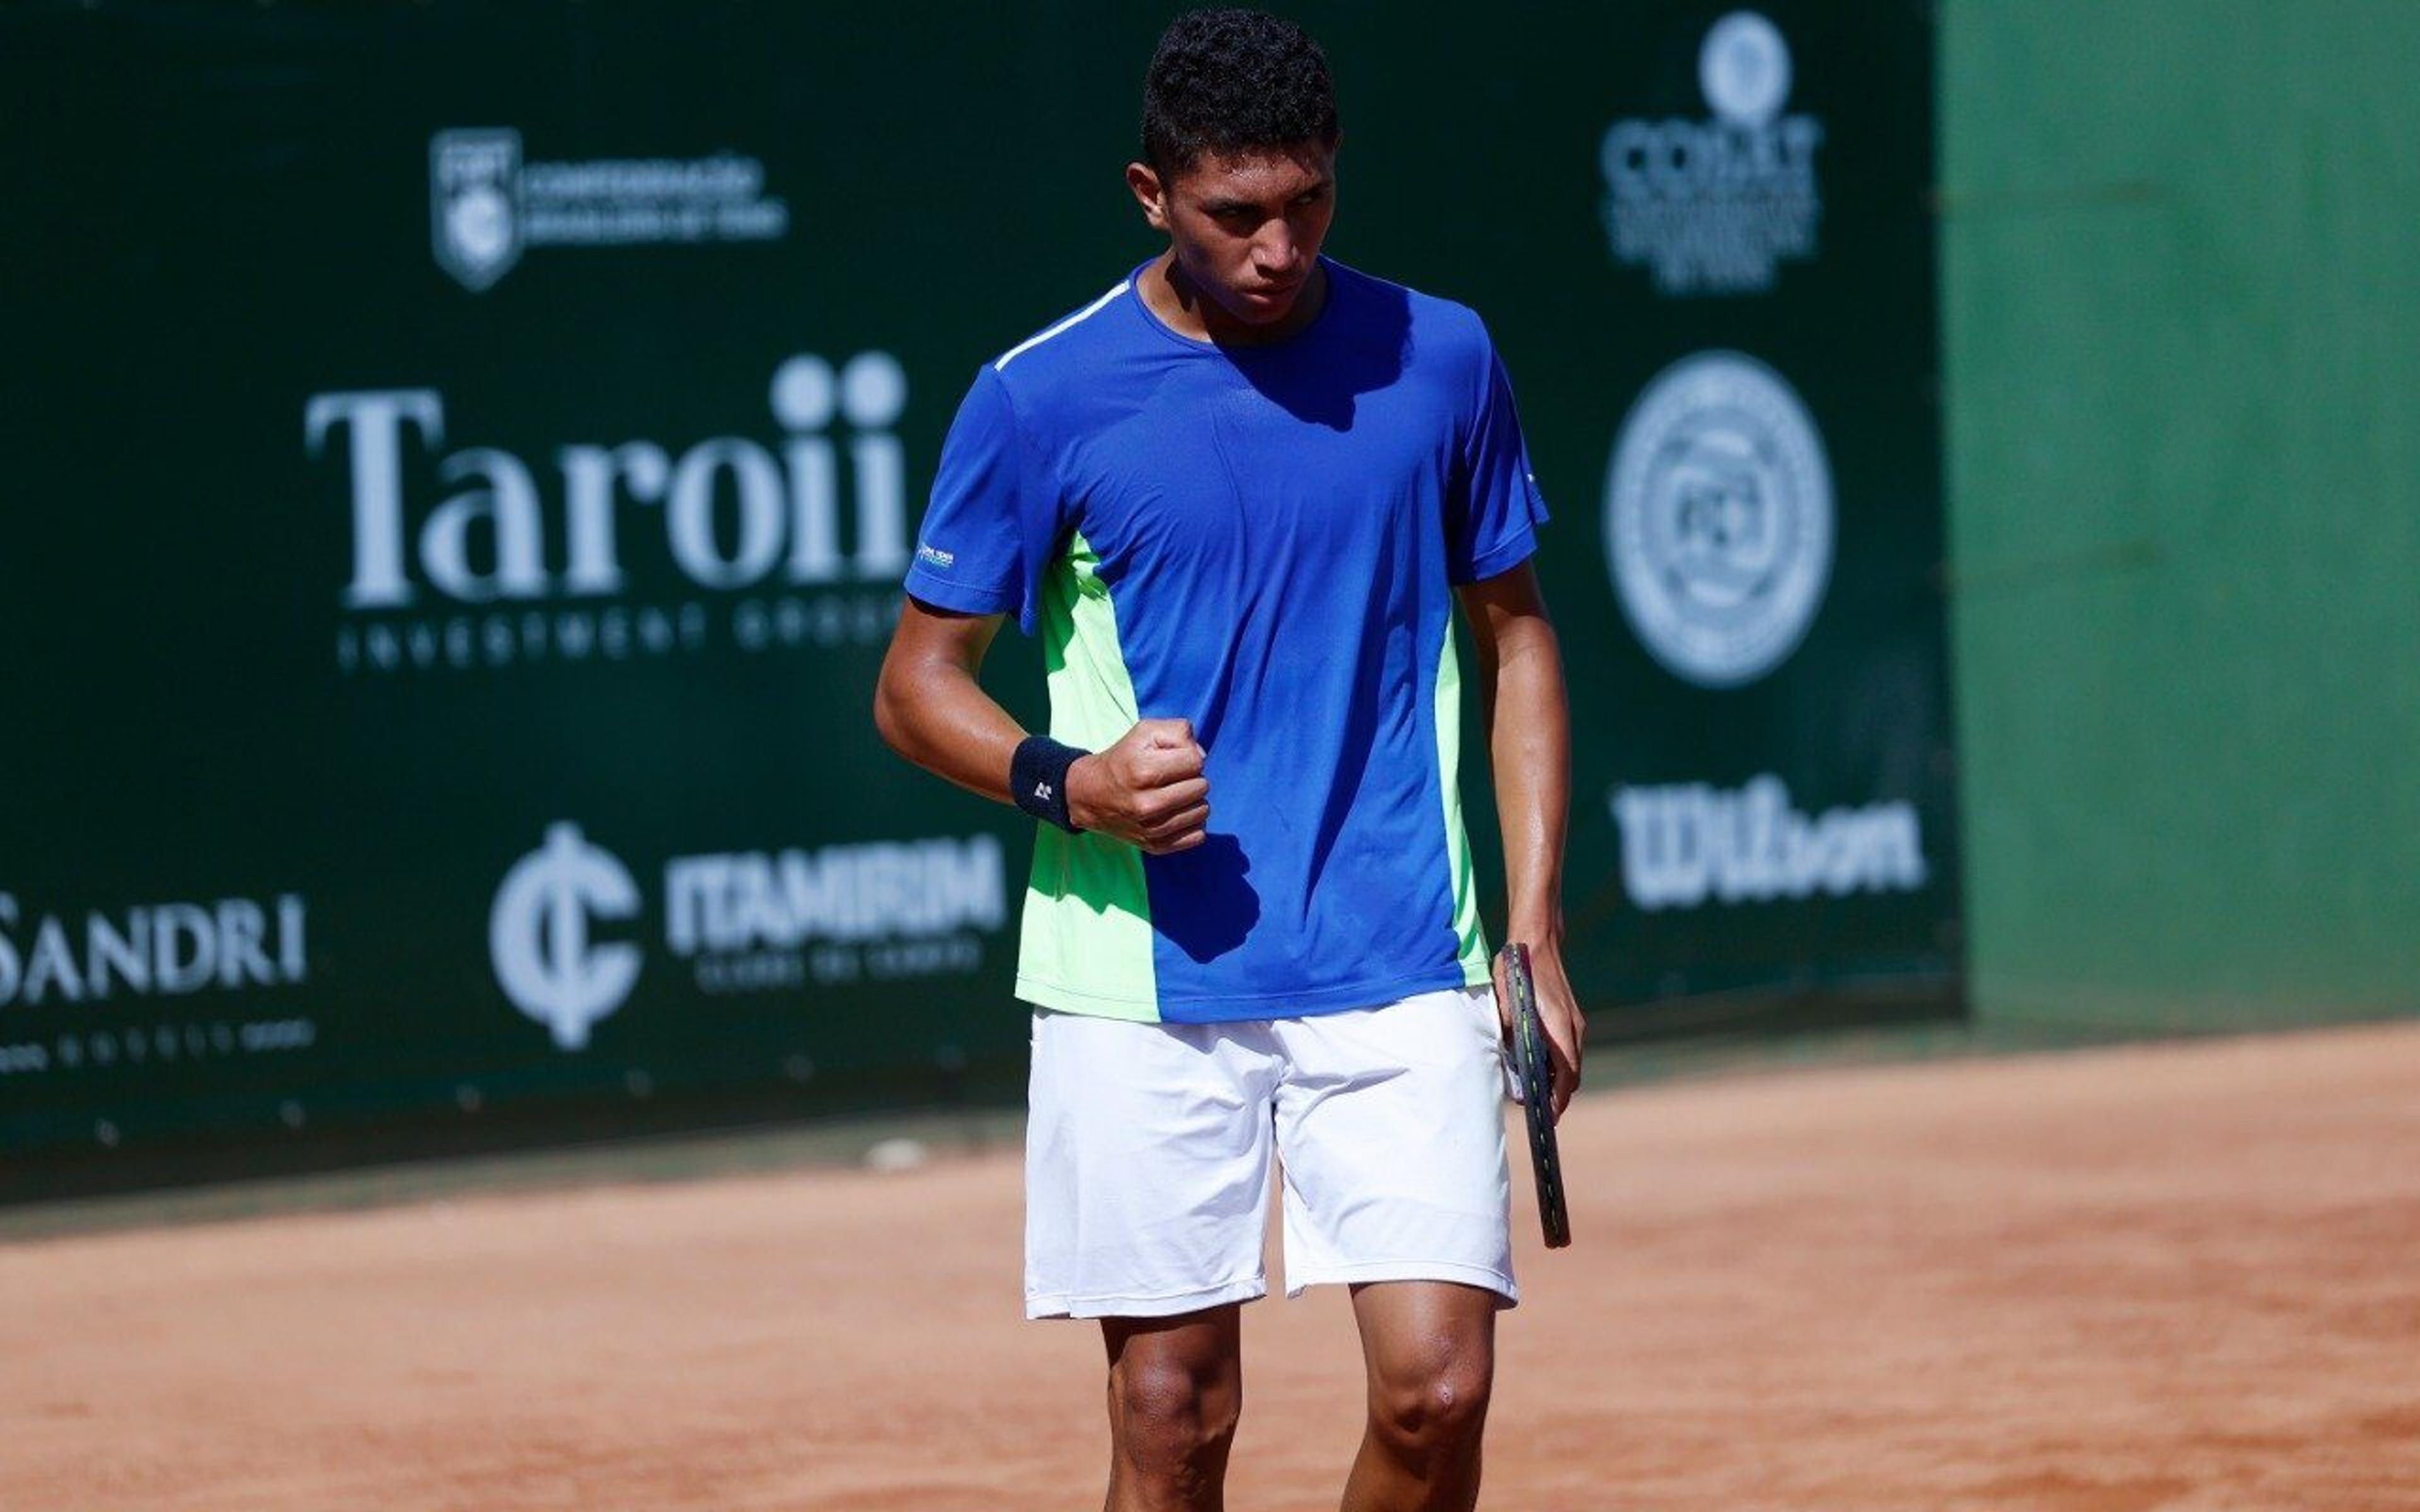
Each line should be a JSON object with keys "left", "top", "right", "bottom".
{"left": 6, "top": 1022, "right": 2417, "bottom": 1511}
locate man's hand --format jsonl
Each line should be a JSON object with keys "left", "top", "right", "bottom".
{"left": 1492, "top": 937, "right": 1586, "bottom": 1123}
{"left": 1068, "top": 718, "right": 1211, "bottom": 854}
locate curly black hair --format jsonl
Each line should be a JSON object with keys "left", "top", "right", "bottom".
{"left": 1141, "top": 9, "right": 1339, "bottom": 176}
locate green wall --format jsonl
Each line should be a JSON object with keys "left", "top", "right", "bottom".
{"left": 1943, "top": 1, "right": 2420, "bottom": 1028}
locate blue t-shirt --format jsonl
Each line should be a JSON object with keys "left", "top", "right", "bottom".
{"left": 904, "top": 256, "right": 1548, "bottom": 1023}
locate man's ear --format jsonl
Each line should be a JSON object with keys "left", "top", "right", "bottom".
{"left": 1126, "top": 161, "right": 1170, "bottom": 232}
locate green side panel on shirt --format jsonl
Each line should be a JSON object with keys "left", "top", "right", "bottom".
{"left": 1436, "top": 617, "right": 1494, "bottom": 987}
{"left": 1016, "top": 530, "right": 1161, "bottom": 1021}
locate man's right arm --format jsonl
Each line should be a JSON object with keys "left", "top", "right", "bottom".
{"left": 873, "top": 596, "right": 1213, "bottom": 853}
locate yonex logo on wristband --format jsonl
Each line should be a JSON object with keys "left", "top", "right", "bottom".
{"left": 1012, "top": 736, "right": 1085, "bottom": 835}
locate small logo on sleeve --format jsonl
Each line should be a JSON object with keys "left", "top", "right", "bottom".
{"left": 916, "top": 542, "right": 956, "bottom": 571}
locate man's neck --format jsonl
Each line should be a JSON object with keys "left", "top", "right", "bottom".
{"left": 1142, "top": 251, "right": 1328, "bottom": 347}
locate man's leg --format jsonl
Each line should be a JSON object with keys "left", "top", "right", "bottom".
{"left": 1337, "top": 1280, "right": 1498, "bottom": 1512}
{"left": 1262, "top": 985, "right": 1514, "bottom": 1508}
{"left": 1100, "top": 1303, "right": 1245, "bottom": 1512}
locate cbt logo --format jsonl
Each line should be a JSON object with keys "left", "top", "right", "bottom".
{"left": 1604, "top": 351, "right": 1832, "bottom": 688}
{"left": 431, "top": 130, "right": 521, "bottom": 292}
{"left": 429, "top": 127, "right": 789, "bottom": 293}
{"left": 488, "top": 823, "right": 642, "bottom": 1050}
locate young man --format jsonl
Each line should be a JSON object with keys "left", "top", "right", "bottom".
{"left": 874, "top": 10, "right": 1582, "bottom": 1509}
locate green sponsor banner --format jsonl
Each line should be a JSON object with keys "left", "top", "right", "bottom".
{"left": 1, "top": 1, "right": 1952, "bottom": 1181}
{"left": 1526, "top": 1, "right": 1964, "bottom": 1031}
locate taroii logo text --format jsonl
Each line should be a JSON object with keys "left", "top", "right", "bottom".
{"left": 1612, "top": 775, "right": 1926, "bottom": 911}
{"left": 488, "top": 825, "right": 1006, "bottom": 1051}
{"left": 308, "top": 352, "right": 909, "bottom": 675}
{"left": 1599, "top": 10, "right": 1823, "bottom": 295}
{"left": 1605, "top": 351, "right": 1831, "bottom": 689}
{"left": 430, "top": 127, "right": 788, "bottom": 293}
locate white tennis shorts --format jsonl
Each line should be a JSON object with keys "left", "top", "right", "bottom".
{"left": 1024, "top": 983, "right": 1518, "bottom": 1320}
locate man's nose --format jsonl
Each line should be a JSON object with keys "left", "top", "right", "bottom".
{"left": 1254, "top": 222, "right": 1302, "bottom": 275}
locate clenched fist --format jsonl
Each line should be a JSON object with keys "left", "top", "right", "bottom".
{"left": 1068, "top": 718, "right": 1210, "bottom": 854}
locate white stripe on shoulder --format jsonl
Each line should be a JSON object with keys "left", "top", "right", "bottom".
{"left": 993, "top": 281, "right": 1132, "bottom": 372}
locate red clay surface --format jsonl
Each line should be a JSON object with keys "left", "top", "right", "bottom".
{"left": 5, "top": 1023, "right": 2417, "bottom": 1511}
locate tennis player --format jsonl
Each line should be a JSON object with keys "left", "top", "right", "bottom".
{"left": 874, "top": 11, "right": 1582, "bottom": 1509}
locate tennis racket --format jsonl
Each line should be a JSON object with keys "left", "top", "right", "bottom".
{"left": 1502, "top": 942, "right": 1572, "bottom": 1249}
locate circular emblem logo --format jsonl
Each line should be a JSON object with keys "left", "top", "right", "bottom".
{"left": 1699, "top": 11, "right": 1793, "bottom": 127}
{"left": 446, "top": 185, "right": 513, "bottom": 268}
{"left": 488, "top": 822, "right": 642, "bottom": 1050}
{"left": 1603, "top": 352, "right": 1833, "bottom": 689}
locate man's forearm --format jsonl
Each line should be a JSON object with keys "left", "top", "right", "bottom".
{"left": 874, "top": 617, "right": 1210, "bottom": 850}
{"left": 1485, "top": 619, "right": 1572, "bottom": 946}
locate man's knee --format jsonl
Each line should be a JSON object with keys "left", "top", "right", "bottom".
{"left": 1368, "top": 1350, "right": 1493, "bottom": 1457}
{"left": 1109, "top": 1344, "right": 1242, "bottom": 1475}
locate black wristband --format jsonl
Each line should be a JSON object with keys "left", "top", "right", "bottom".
{"left": 1011, "top": 735, "right": 1087, "bottom": 833}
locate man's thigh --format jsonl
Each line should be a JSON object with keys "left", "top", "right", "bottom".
{"left": 1270, "top": 985, "right": 1517, "bottom": 1303}
{"left": 1025, "top": 1009, "right": 1279, "bottom": 1320}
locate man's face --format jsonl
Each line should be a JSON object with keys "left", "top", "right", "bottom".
{"left": 1132, "top": 142, "right": 1337, "bottom": 328}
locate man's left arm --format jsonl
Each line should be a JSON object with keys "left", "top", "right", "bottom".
{"left": 1458, "top": 563, "right": 1586, "bottom": 1120}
